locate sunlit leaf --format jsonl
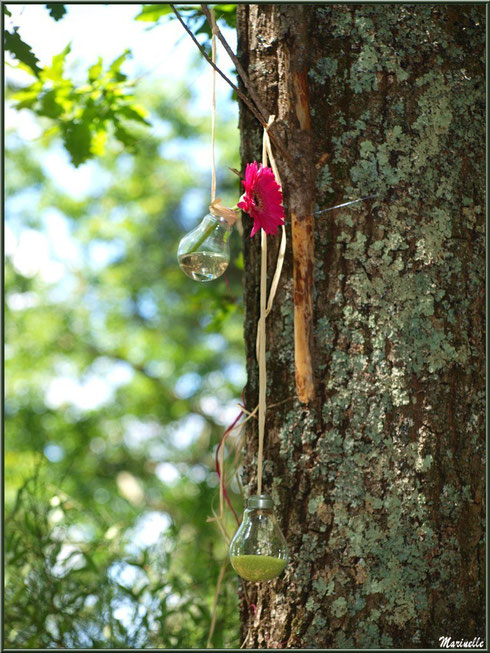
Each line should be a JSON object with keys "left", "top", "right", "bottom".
{"left": 116, "top": 104, "right": 151, "bottom": 126}
{"left": 11, "top": 86, "right": 41, "bottom": 110}
{"left": 109, "top": 49, "right": 131, "bottom": 77}
{"left": 91, "top": 129, "right": 107, "bottom": 156}
{"left": 88, "top": 57, "right": 103, "bottom": 82}
{"left": 41, "top": 43, "right": 71, "bottom": 82}
{"left": 135, "top": 4, "right": 174, "bottom": 22}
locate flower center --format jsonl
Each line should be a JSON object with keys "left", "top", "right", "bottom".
{"left": 253, "top": 192, "right": 263, "bottom": 211}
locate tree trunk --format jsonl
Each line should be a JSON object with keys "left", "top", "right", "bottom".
{"left": 236, "top": 3, "right": 485, "bottom": 648}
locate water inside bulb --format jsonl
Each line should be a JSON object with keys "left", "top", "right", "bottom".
{"left": 178, "top": 251, "right": 229, "bottom": 282}
{"left": 229, "top": 494, "right": 288, "bottom": 582}
{"left": 177, "top": 213, "right": 231, "bottom": 282}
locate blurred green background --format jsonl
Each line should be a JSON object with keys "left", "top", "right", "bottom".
{"left": 5, "top": 4, "right": 244, "bottom": 648}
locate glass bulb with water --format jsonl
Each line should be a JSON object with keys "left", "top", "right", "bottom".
{"left": 229, "top": 494, "right": 289, "bottom": 582}
{"left": 177, "top": 213, "right": 231, "bottom": 282}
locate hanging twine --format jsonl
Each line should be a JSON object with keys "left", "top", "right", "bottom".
{"left": 257, "top": 229, "right": 267, "bottom": 495}
{"left": 210, "top": 8, "right": 217, "bottom": 203}
{"left": 207, "top": 8, "right": 238, "bottom": 226}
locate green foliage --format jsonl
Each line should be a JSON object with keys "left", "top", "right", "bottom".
{"left": 5, "top": 14, "right": 243, "bottom": 646}
{"left": 5, "top": 2, "right": 236, "bottom": 168}
{"left": 135, "top": 3, "right": 236, "bottom": 42}
{"left": 46, "top": 3, "right": 67, "bottom": 21}
{"left": 136, "top": 4, "right": 236, "bottom": 27}
{"left": 214, "top": 5, "right": 237, "bottom": 27}
{"left": 4, "top": 27, "right": 41, "bottom": 75}
{"left": 6, "top": 468, "right": 239, "bottom": 648}
{"left": 11, "top": 47, "right": 151, "bottom": 166}
{"left": 135, "top": 4, "right": 175, "bottom": 22}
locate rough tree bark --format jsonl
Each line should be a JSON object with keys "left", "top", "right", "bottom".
{"left": 237, "top": 3, "right": 485, "bottom": 649}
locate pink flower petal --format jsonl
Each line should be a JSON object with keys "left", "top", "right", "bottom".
{"left": 237, "top": 162, "right": 285, "bottom": 237}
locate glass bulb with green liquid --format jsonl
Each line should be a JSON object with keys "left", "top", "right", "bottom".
{"left": 177, "top": 213, "right": 231, "bottom": 282}
{"left": 229, "top": 494, "right": 288, "bottom": 582}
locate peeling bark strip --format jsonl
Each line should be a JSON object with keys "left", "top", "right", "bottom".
{"left": 287, "top": 36, "right": 316, "bottom": 404}
{"left": 292, "top": 69, "right": 311, "bottom": 131}
{"left": 291, "top": 210, "right": 315, "bottom": 403}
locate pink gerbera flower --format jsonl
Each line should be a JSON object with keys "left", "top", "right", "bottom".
{"left": 237, "top": 162, "right": 285, "bottom": 238}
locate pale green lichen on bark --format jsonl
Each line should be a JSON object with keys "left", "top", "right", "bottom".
{"left": 305, "top": 4, "right": 485, "bottom": 648}
{"left": 309, "top": 56, "right": 338, "bottom": 84}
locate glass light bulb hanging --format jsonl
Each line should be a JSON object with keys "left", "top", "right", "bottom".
{"left": 229, "top": 494, "right": 288, "bottom": 582}
{"left": 177, "top": 213, "right": 231, "bottom": 282}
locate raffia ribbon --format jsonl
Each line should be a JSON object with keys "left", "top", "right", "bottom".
{"left": 210, "top": 8, "right": 217, "bottom": 204}
{"left": 256, "top": 115, "right": 287, "bottom": 495}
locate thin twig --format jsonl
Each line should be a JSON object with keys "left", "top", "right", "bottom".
{"left": 268, "top": 395, "right": 296, "bottom": 409}
{"left": 314, "top": 193, "right": 379, "bottom": 217}
{"left": 170, "top": 4, "right": 268, "bottom": 130}
{"left": 206, "top": 559, "right": 227, "bottom": 648}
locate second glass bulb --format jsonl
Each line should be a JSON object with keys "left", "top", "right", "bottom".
{"left": 229, "top": 494, "right": 288, "bottom": 582}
